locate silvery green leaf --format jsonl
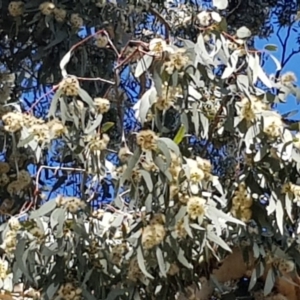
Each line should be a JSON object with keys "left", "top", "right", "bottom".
{"left": 236, "top": 26, "right": 251, "bottom": 39}
{"left": 137, "top": 247, "right": 154, "bottom": 279}
{"left": 135, "top": 54, "right": 153, "bottom": 78}
{"left": 264, "top": 268, "right": 275, "bottom": 296}
{"left": 275, "top": 200, "right": 284, "bottom": 235}
{"left": 156, "top": 248, "right": 167, "bottom": 277}
{"left": 60, "top": 50, "right": 72, "bottom": 78}
{"left": 221, "top": 50, "right": 239, "bottom": 79}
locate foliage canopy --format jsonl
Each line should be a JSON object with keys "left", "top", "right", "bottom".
{"left": 2, "top": 0, "right": 300, "bottom": 300}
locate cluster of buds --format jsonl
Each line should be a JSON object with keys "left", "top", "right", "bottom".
{"left": 8, "top": 1, "right": 24, "bottom": 17}
{"left": 95, "top": 35, "right": 108, "bottom": 48}
{"left": 56, "top": 196, "right": 86, "bottom": 213}
{"left": 57, "top": 283, "right": 82, "bottom": 300}
{"left": 175, "top": 218, "right": 187, "bottom": 239}
{"left": 70, "top": 13, "right": 83, "bottom": 29}
{"left": 110, "top": 242, "right": 128, "bottom": 266}
{"left": 93, "top": 97, "right": 110, "bottom": 114}
{"left": 1, "top": 170, "right": 10, "bottom": 186}
{"left": 39, "top": 2, "right": 55, "bottom": 15}
{"left": 263, "top": 112, "right": 284, "bottom": 139}
{"left": 127, "top": 257, "right": 144, "bottom": 282}
{"left": 164, "top": 48, "right": 190, "bottom": 75}
{"left": 231, "top": 183, "right": 253, "bottom": 222}
{"left": 7, "top": 170, "right": 31, "bottom": 196}
{"left": 0, "top": 258, "right": 8, "bottom": 280}
{"left": 54, "top": 7, "right": 67, "bottom": 22}
{"left": 187, "top": 196, "right": 206, "bottom": 220}
{"left": 88, "top": 134, "right": 110, "bottom": 152}
{"left": 2, "top": 112, "right": 23, "bottom": 132}
{"left": 141, "top": 221, "right": 166, "bottom": 250}
{"left": 1, "top": 217, "right": 22, "bottom": 254}
{"left": 60, "top": 76, "right": 80, "bottom": 96}
{"left": 136, "top": 130, "right": 157, "bottom": 151}
{"left": 155, "top": 83, "right": 181, "bottom": 111}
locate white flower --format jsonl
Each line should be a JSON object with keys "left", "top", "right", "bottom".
{"left": 197, "top": 11, "right": 211, "bottom": 26}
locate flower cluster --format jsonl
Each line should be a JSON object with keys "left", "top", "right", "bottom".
{"left": 280, "top": 72, "right": 297, "bottom": 86}
{"left": 39, "top": 2, "right": 55, "bottom": 15}
{"left": 149, "top": 38, "right": 172, "bottom": 56}
{"left": 142, "top": 221, "right": 166, "bottom": 249}
{"left": 239, "top": 96, "right": 269, "bottom": 122}
{"left": 94, "top": 97, "right": 110, "bottom": 114}
{"left": 57, "top": 283, "right": 82, "bottom": 300}
{"left": 88, "top": 134, "right": 110, "bottom": 152}
{"left": 8, "top": 1, "right": 24, "bottom": 17}
{"left": 1, "top": 217, "right": 22, "bottom": 254}
{"left": 56, "top": 196, "right": 86, "bottom": 213}
{"left": 136, "top": 130, "right": 157, "bottom": 151}
{"left": 164, "top": 48, "right": 190, "bottom": 75}
{"left": 187, "top": 196, "right": 206, "bottom": 220}
{"left": 60, "top": 76, "right": 80, "bottom": 96}
{"left": 7, "top": 170, "right": 31, "bottom": 196}
{"left": 70, "top": 13, "right": 83, "bottom": 29}
{"left": 0, "top": 259, "right": 8, "bottom": 280}
{"left": 196, "top": 10, "right": 222, "bottom": 27}
{"left": 263, "top": 112, "right": 283, "bottom": 139}
{"left": 231, "top": 183, "right": 253, "bottom": 222}
{"left": 155, "top": 83, "right": 181, "bottom": 111}
{"left": 95, "top": 35, "right": 108, "bottom": 48}
{"left": 54, "top": 7, "right": 67, "bottom": 22}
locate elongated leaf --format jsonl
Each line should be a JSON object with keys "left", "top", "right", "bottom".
{"left": 264, "top": 267, "right": 275, "bottom": 296}
{"left": 158, "top": 137, "right": 180, "bottom": 156}
{"left": 78, "top": 88, "right": 95, "bottom": 109}
{"left": 156, "top": 247, "right": 167, "bottom": 277}
{"left": 47, "top": 88, "right": 62, "bottom": 118}
{"left": 207, "top": 228, "right": 232, "bottom": 252}
{"left": 264, "top": 44, "right": 277, "bottom": 52}
{"left": 177, "top": 248, "right": 192, "bottom": 269}
{"left": 29, "top": 200, "right": 57, "bottom": 219}
{"left": 84, "top": 114, "right": 103, "bottom": 134}
{"left": 60, "top": 50, "right": 72, "bottom": 78}
{"left": 137, "top": 247, "right": 154, "bottom": 279}
{"left": 15, "top": 239, "right": 32, "bottom": 282}
{"left": 101, "top": 122, "right": 114, "bottom": 133}
{"left": 139, "top": 170, "right": 153, "bottom": 192}
{"left": 135, "top": 54, "right": 154, "bottom": 78}
{"left": 275, "top": 200, "right": 284, "bottom": 235}
{"left": 173, "top": 124, "right": 186, "bottom": 145}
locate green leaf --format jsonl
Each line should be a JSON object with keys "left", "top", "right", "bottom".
{"left": 264, "top": 44, "right": 278, "bottom": 52}
{"left": 207, "top": 228, "right": 232, "bottom": 252}
{"left": 78, "top": 88, "right": 96, "bottom": 109}
{"left": 47, "top": 88, "right": 62, "bottom": 118}
{"left": 264, "top": 267, "right": 275, "bottom": 296}
{"left": 173, "top": 124, "right": 186, "bottom": 145}
{"left": 158, "top": 137, "right": 180, "bottom": 156}
{"left": 275, "top": 200, "right": 284, "bottom": 235}
{"left": 29, "top": 200, "right": 57, "bottom": 219}
{"left": 135, "top": 54, "right": 153, "bottom": 78}
{"left": 84, "top": 114, "right": 103, "bottom": 134}
{"left": 137, "top": 246, "right": 154, "bottom": 279}
{"left": 177, "top": 247, "right": 192, "bottom": 269}
{"left": 46, "top": 282, "right": 60, "bottom": 300}
{"left": 101, "top": 122, "right": 114, "bottom": 133}
{"left": 18, "top": 131, "right": 35, "bottom": 148}
{"left": 156, "top": 247, "right": 167, "bottom": 277}
{"left": 15, "top": 239, "right": 32, "bottom": 282}
{"left": 50, "top": 208, "right": 65, "bottom": 238}
{"left": 140, "top": 170, "right": 153, "bottom": 192}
